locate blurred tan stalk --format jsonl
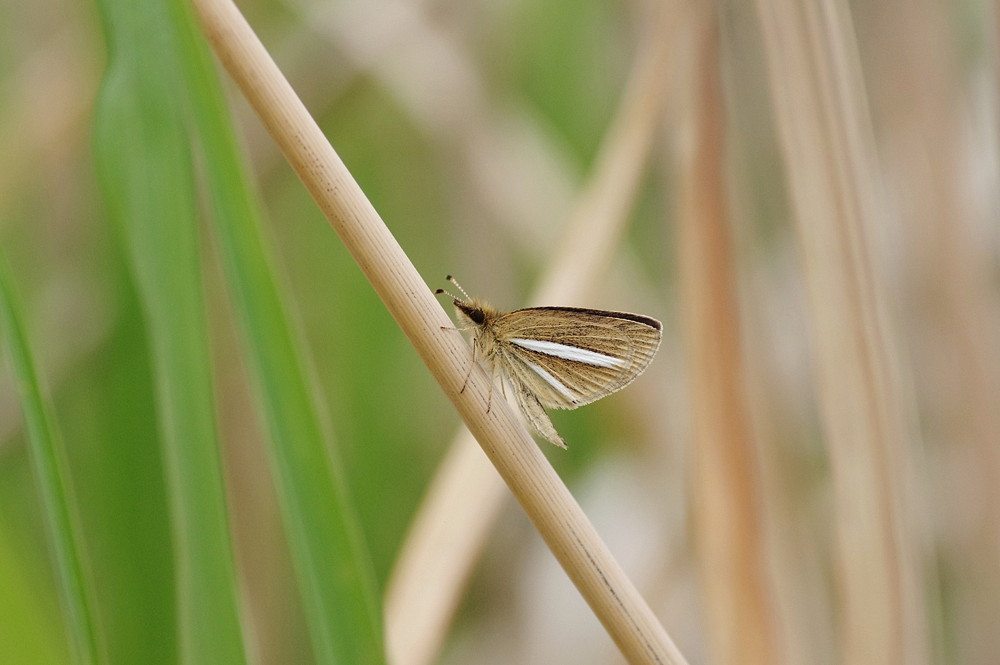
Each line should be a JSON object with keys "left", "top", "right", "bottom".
{"left": 871, "top": 0, "right": 1000, "bottom": 660}
{"left": 753, "top": 0, "right": 930, "bottom": 663}
{"left": 384, "top": 3, "right": 689, "bottom": 665}
{"left": 677, "top": 13, "right": 785, "bottom": 665}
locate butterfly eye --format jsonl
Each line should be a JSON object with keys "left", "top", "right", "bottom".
{"left": 454, "top": 300, "right": 487, "bottom": 325}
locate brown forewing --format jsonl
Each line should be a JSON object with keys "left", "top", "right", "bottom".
{"left": 493, "top": 307, "right": 662, "bottom": 410}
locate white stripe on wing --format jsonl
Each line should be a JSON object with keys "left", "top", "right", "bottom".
{"left": 511, "top": 338, "right": 626, "bottom": 368}
{"left": 523, "top": 360, "right": 577, "bottom": 401}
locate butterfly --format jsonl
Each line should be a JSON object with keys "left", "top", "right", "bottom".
{"left": 436, "top": 276, "right": 662, "bottom": 448}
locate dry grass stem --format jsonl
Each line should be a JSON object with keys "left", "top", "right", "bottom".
{"left": 384, "top": 4, "right": 688, "bottom": 664}
{"left": 872, "top": 1, "right": 1000, "bottom": 658}
{"left": 383, "top": 435, "right": 497, "bottom": 665}
{"left": 191, "top": 0, "right": 688, "bottom": 662}
{"left": 677, "top": 13, "right": 785, "bottom": 665}
{"left": 540, "top": 1, "right": 689, "bottom": 302}
{"left": 753, "top": 0, "right": 930, "bottom": 662}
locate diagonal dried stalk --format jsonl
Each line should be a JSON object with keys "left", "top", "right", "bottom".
{"left": 752, "top": 0, "right": 930, "bottom": 663}
{"left": 676, "top": 12, "right": 786, "bottom": 665}
{"left": 384, "top": 5, "right": 689, "bottom": 664}
{"left": 190, "top": 0, "right": 689, "bottom": 663}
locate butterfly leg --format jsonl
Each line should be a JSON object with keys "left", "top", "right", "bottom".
{"left": 440, "top": 322, "right": 475, "bottom": 332}
{"left": 470, "top": 344, "right": 501, "bottom": 414}
{"left": 485, "top": 362, "right": 503, "bottom": 414}
{"left": 460, "top": 338, "right": 478, "bottom": 395}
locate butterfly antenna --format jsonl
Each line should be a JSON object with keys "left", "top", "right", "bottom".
{"left": 445, "top": 275, "right": 472, "bottom": 301}
{"left": 434, "top": 287, "right": 460, "bottom": 300}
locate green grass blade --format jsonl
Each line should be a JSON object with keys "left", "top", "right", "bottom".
{"left": 0, "top": 519, "right": 67, "bottom": 665}
{"left": 0, "top": 256, "right": 102, "bottom": 665}
{"left": 164, "top": 2, "right": 385, "bottom": 663}
{"left": 91, "top": 1, "right": 248, "bottom": 662}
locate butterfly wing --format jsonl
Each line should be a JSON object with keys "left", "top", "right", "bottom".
{"left": 495, "top": 307, "right": 661, "bottom": 411}
{"left": 509, "top": 380, "right": 568, "bottom": 448}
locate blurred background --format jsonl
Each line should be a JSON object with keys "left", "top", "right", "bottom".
{"left": 0, "top": 0, "right": 997, "bottom": 664}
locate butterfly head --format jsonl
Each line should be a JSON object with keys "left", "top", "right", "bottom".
{"left": 435, "top": 275, "right": 497, "bottom": 329}
{"left": 453, "top": 299, "right": 491, "bottom": 327}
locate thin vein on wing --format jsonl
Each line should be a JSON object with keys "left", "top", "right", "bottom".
{"left": 510, "top": 338, "right": 627, "bottom": 368}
